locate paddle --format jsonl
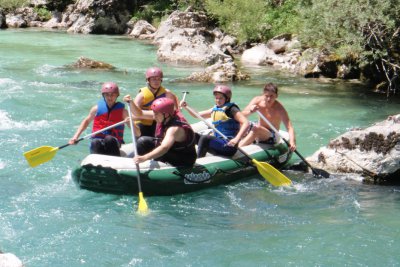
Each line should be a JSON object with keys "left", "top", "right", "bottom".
{"left": 256, "top": 110, "right": 330, "bottom": 178}
{"left": 127, "top": 101, "right": 149, "bottom": 214}
{"left": 182, "top": 103, "right": 292, "bottom": 187}
{"left": 24, "top": 120, "right": 126, "bottom": 168}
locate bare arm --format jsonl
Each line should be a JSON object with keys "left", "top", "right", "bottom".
{"left": 280, "top": 107, "right": 296, "bottom": 151}
{"left": 180, "top": 101, "right": 213, "bottom": 119}
{"left": 123, "top": 94, "right": 154, "bottom": 120}
{"left": 166, "top": 90, "right": 179, "bottom": 110}
{"left": 122, "top": 109, "right": 141, "bottom": 137}
{"left": 69, "top": 105, "right": 97, "bottom": 144}
{"left": 241, "top": 97, "right": 259, "bottom": 117}
{"left": 228, "top": 111, "right": 249, "bottom": 146}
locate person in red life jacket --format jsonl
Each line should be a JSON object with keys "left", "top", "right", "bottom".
{"left": 69, "top": 82, "right": 140, "bottom": 156}
{"left": 131, "top": 67, "right": 180, "bottom": 137}
{"left": 123, "top": 96, "right": 196, "bottom": 167}
{"left": 180, "top": 85, "right": 249, "bottom": 158}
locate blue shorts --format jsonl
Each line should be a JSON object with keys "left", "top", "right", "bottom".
{"left": 209, "top": 138, "right": 237, "bottom": 157}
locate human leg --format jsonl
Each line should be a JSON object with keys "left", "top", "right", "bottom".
{"left": 158, "top": 146, "right": 197, "bottom": 167}
{"left": 239, "top": 124, "right": 272, "bottom": 146}
{"left": 103, "top": 135, "right": 121, "bottom": 156}
{"left": 209, "top": 138, "right": 237, "bottom": 157}
{"left": 197, "top": 134, "right": 215, "bottom": 158}
{"left": 90, "top": 138, "right": 105, "bottom": 154}
{"left": 136, "top": 136, "right": 156, "bottom": 155}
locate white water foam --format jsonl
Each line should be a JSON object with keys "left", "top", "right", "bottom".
{"left": 0, "top": 109, "right": 52, "bottom": 131}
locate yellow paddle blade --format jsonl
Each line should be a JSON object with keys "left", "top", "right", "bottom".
{"left": 23, "top": 146, "right": 59, "bottom": 168}
{"left": 252, "top": 159, "right": 292, "bottom": 186}
{"left": 137, "top": 192, "right": 149, "bottom": 215}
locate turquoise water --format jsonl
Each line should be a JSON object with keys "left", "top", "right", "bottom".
{"left": 1, "top": 29, "right": 400, "bottom": 266}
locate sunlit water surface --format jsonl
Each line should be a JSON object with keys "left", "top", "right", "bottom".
{"left": 1, "top": 29, "right": 400, "bottom": 266}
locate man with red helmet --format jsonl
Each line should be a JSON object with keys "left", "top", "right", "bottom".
{"left": 130, "top": 67, "right": 180, "bottom": 137}
{"left": 239, "top": 83, "right": 296, "bottom": 151}
{"left": 180, "top": 84, "right": 249, "bottom": 158}
{"left": 69, "top": 82, "right": 139, "bottom": 156}
{"left": 123, "top": 96, "right": 196, "bottom": 167}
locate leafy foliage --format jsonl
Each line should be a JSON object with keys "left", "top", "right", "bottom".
{"left": 298, "top": 0, "right": 400, "bottom": 95}
{"left": 34, "top": 7, "right": 52, "bottom": 21}
{"left": 204, "top": 0, "right": 267, "bottom": 43}
{"left": 0, "top": 0, "right": 27, "bottom": 10}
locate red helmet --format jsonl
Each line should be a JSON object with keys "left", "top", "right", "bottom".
{"left": 101, "top": 82, "right": 119, "bottom": 95}
{"left": 151, "top": 97, "right": 175, "bottom": 116}
{"left": 145, "top": 67, "right": 163, "bottom": 79}
{"left": 213, "top": 84, "right": 232, "bottom": 102}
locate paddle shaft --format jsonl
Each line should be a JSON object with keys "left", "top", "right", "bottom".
{"left": 256, "top": 110, "right": 322, "bottom": 177}
{"left": 58, "top": 120, "right": 126, "bottom": 150}
{"left": 127, "top": 102, "right": 144, "bottom": 194}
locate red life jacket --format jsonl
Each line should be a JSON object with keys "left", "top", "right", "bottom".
{"left": 155, "top": 111, "right": 195, "bottom": 150}
{"left": 92, "top": 99, "right": 125, "bottom": 144}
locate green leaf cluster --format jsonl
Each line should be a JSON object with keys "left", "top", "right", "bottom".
{"left": 33, "top": 7, "right": 52, "bottom": 21}
{"left": 0, "top": 0, "right": 27, "bottom": 11}
{"left": 204, "top": 0, "right": 267, "bottom": 42}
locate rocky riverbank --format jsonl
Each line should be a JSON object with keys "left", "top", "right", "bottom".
{"left": 1, "top": 0, "right": 365, "bottom": 84}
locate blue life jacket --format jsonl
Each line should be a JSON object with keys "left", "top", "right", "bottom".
{"left": 211, "top": 102, "right": 240, "bottom": 139}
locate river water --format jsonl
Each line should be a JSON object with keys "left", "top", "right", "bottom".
{"left": 1, "top": 29, "right": 400, "bottom": 266}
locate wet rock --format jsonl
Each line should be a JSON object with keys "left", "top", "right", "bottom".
{"left": 67, "top": 56, "right": 115, "bottom": 70}
{"left": 185, "top": 58, "right": 250, "bottom": 83}
{"left": 307, "top": 114, "right": 400, "bottom": 184}
{"left": 128, "top": 19, "right": 156, "bottom": 39}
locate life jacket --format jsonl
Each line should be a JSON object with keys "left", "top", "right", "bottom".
{"left": 137, "top": 86, "right": 167, "bottom": 126}
{"left": 92, "top": 99, "right": 125, "bottom": 144}
{"left": 154, "top": 111, "right": 195, "bottom": 151}
{"left": 211, "top": 102, "right": 240, "bottom": 139}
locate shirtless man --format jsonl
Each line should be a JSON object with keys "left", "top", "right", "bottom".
{"left": 238, "top": 83, "right": 296, "bottom": 151}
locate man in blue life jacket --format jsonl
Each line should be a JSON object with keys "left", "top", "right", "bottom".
{"left": 132, "top": 67, "right": 180, "bottom": 137}
{"left": 180, "top": 85, "right": 249, "bottom": 158}
{"left": 69, "top": 82, "right": 139, "bottom": 156}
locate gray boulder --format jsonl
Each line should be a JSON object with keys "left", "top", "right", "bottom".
{"left": 153, "top": 9, "right": 234, "bottom": 65}
{"left": 66, "top": 0, "right": 133, "bottom": 34}
{"left": 307, "top": 114, "right": 400, "bottom": 184}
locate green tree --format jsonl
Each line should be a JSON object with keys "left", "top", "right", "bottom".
{"left": 204, "top": 0, "right": 267, "bottom": 42}
{"left": 0, "top": 0, "right": 27, "bottom": 10}
{"left": 298, "top": 0, "right": 400, "bottom": 95}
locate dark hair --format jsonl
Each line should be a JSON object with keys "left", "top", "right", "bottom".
{"left": 263, "top": 83, "right": 278, "bottom": 95}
